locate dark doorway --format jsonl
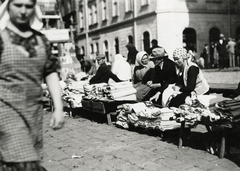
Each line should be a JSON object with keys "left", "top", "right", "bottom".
{"left": 183, "top": 28, "right": 196, "bottom": 52}
{"left": 209, "top": 27, "right": 220, "bottom": 68}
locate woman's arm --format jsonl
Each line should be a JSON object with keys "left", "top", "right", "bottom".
{"left": 45, "top": 72, "right": 64, "bottom": 130}
{"left": 180, "top": 66, "right": 199, "bottom": 93}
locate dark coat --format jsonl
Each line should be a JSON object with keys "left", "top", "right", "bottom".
{"left": 89, "top": 63, "right": 121, "bottom": 84}
{"left": 142, "top": 58, "right": 177, "bottom": 102}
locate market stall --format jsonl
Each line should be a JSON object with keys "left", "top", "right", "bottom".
{"left": 81, "top": 81, "right": 137, "bottom": 125}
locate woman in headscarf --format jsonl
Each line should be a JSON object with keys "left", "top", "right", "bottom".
{"left": 0, "top": 0, "right": 64, "bottom": 170}
{"left": 168, "top": 47, "right": 209, "bottom": 107}
{"left": 110, "top": 54, "right": 131, "bottom": 82}
{"left": 132, "top": 51, "right": 155, "bottom": 101}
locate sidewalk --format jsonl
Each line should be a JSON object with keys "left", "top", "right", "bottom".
{"left": 42, "top": 110, "right": 240, "bottom": 171}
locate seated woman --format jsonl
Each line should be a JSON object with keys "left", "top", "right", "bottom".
{"left": 132, "top": 51, "right": 155, "bottom": 101}
{"left": 167, "top": 47, "right": 209, "bottom": 108}
{"left": 110, "top": 54, "right": 131, "bottom": 82}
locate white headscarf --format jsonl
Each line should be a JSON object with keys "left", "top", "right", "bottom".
{"left": 0, "top": 0, "right": 43, "bottom": 31}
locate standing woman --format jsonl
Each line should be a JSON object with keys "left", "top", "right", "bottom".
{"left": 169, "top": 47, "right": 209, "bottom": 108}
{"left": 0, "top": 0, "right": 64, "bottom": 170}
{"left": 132, "top": 51, "right": 154, "bottom": 101}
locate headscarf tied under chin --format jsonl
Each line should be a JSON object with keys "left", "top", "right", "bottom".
{"left": 0, "top": 0, "right": 43, "bottom": 31}
{"left": 135, "top": 51, "right": 148, "bottom": 67}
{"left": 172, "top": 47, "right": 188, "bottom": 60}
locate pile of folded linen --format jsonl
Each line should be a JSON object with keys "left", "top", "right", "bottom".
{"left": 62, "top": 80, "right": 88, "bottom": 108}
{"left": 214, "top": 99, "right": 240, "bottom": 122}
{"left": 171, "top": 100, "right": 221, "bottom": 124}
{"left": 116, "top": 102, "right": 181, "bottom": 131}
{"left": 83, "top": 81, "right": 136, "bottom": 101}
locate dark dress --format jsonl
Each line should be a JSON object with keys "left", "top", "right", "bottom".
{"left": 0, "top": 28, "right": 60, "bottom": 166}
{"left": 169, "top": 66, "right": 199, "bottom": 108}
{"left": 89, "top": 62, "right": 121, "bottom": 84}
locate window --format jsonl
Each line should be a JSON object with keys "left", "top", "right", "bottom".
{"left": 104, "top": 40, "right": 109, "bottom": 61}
{"left": 140, "top": 0, "right": 149, "bottom": 6}
{"left": 95, "top": 43, "right": 99, "bottom": 55}
{"left": 115, "top": 38, "right": 119, "bottom": 54}
{"left": 88, "top": 7, "right": 92, "bottom": 26}
{"left": 79, "top": 10, "right": 84, "bottom": 29}
{"left": 112, "top": 0, "right": 119, "bottom": 17}
{"left": 125, "top": 0, "right": 132, "bottom": 12}
{"left": 92, "top": 4, "right": 97, "bottom": 24}
{"left": 90, "top": 44, "right": 94, "bottom": 54}
{"left": 143, "top": 31, "right": 150, "bottom": 52}
{"left": 101, "top": 0, "right": 107, "bottom": 21}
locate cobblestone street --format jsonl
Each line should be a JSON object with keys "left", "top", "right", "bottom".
{"left": 42, "top": 109, "right": 240, "bottom": 171}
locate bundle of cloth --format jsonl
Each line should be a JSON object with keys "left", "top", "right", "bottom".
{"left": 214, "top": 99, "right": 240, "bottom": 122}
{"left": 116, "top": 102, "right": 181, "bottom": 131}
{"left": 62, "top": 80, "right": 88, "bottom": 108}
{"left": 171, "top": 102, "right": 220, "bottom": 125}
{"left": 83, "top": 81, "right": 137, "bottom": 101}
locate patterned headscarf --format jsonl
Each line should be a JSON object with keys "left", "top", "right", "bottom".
{"left": 172, "top": 47, "right": 188, "bottom": 59}
{"left": 0, "top": 0, "right": 43, "bottom": 31}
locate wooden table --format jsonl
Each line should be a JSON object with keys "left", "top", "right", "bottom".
{"left": 81, "top": 99, "right": 136, "bottom": 125}
{"left": 178, "top": 120, "right": 240, "bottom": 159}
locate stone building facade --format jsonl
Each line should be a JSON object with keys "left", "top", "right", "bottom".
{"left": 56, "top": 0, "right": 240, "bottom": 67}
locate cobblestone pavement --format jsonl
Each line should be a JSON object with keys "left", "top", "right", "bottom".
{"left": 42, "top": 109, "right": 240, "bottom": 171}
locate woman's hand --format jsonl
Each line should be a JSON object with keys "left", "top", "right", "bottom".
{"left": 146, "top": 81, "right": 153, "bottom": 87}
{"left": 149, "top": 92, "right": 161, "bottom": 102}
{"left": 172, "top": 85, "right": 180, "bottom": 92}
{"left": 49, "top": 109, "right": 65, "bottom": 130}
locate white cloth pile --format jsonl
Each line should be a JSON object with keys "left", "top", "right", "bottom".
{"left": 83, "top": 81, "right": 136, "bottom": 101}
{"left": 116, "top": 102, "right": 181, "bottom": 131}
{"left": 62, "top": 81, "right": 88, "bottom": 108}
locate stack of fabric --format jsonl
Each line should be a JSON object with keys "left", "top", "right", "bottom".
{"left": 171, "top": 100, "right": 221, "bottom": 125}
{"left": 62, "top": 80, "right": 88, "bottom": 108}
{"left": 83, "top": 81, "right": 136, "bottom": 101}
{"left": 116, "top": 102, "right": 181, "bottom": 131}
{"left": 214, "top": 99, "right": 240, "bottom": 122}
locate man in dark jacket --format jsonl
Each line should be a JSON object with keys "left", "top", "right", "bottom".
{"left": 216, "top": 34, "right": 228, "bottom": 69}
{"left": 89, "top": 54, "right": 121, "bottom": 84}
{"left": 142, "top": 47, "right": 177, "bottom": 105}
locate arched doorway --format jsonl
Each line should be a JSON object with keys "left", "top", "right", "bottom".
{"left": 236, "top": 27, "right": 240, "bottom": 41}
{"left": 209, "top": 27, "right": 220, "bottom": 68}
{"left": 143, "top": 31, "right": 150, "bottom": 52}
{"left": 182, "top": 28, "right": 196, "bottom": 52}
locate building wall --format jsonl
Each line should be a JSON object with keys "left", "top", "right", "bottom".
{"left": 74, "top": 0, "right": 240, "bottom": 66}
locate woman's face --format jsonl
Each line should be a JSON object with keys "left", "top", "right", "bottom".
{"left": 8, "top": 0, "right": 35, "bottom": 26}
{"left": 141, "top": 54, "right": 149, "bottom": 65}
{"left": 173, "top": 56, "right": 184, "bottom": 68}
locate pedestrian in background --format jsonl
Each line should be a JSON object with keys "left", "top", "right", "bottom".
{"left": 147, "top": 39, "right": 160, "bottom": 55}
{"left": 227, "top": 37, "right": 236, "bottom": 68}
{"left": 77, "top": 54, "right": 96, "bottom": 75}
{"left": 216, "top": 34, "right": 229, "bottom": 69}
{"left": 110, "top": 54, "right": 131, "bottom": 82}
{"left": 201, "top": 44, "right": 208, "bottom": 68}
{"left": 126, "top": 43, "right": 138, "bottom": 75}
{"left": 0, "top": 0, "right": 64, "bottom": 170}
